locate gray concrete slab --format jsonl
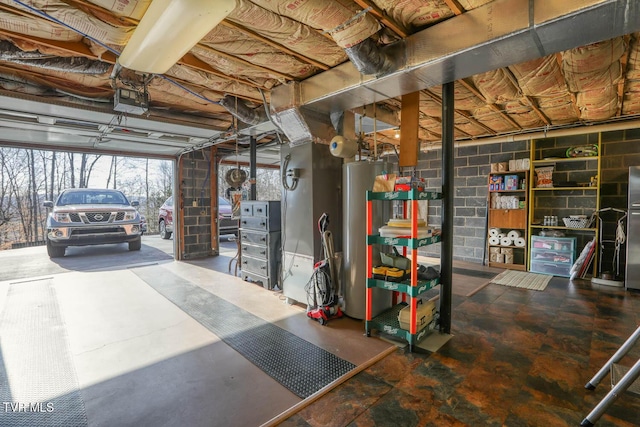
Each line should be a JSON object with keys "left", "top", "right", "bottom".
{"left": 52, "top": 269, "right": 299, "bottom": 426}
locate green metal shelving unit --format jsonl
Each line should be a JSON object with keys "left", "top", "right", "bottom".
{"left": 364, "top": 190, "right": 443, "bottom": 351}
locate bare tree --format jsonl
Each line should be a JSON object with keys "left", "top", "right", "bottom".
{"left": 49, "top": 151, "right": 56, "bottom": 200}
{"left": 68, "top": 152, "right": 75, "bottom": 188}
{"left": 0, "top": 148, "right": 175, "bottom": 245}
{"left": 28, "top": 149, "right": 39, "bottom": 241}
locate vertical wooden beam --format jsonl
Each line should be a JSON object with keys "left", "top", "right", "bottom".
{"left": 399, "top": 91, "right": 420, "bottom": 168}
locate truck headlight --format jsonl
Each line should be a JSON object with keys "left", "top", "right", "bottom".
{"left": 123, "top": 212, "right": 136, "bottom": 221}
{"left": 53, "top": 213, "right": 71, "bottom": 223}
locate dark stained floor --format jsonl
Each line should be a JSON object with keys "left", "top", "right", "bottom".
{"left": 278, "top": 277, "right": 640, "bottom": 427}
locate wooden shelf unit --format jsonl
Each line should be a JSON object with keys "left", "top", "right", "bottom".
{"left": 487, "top": 170, "right": 529, "bottom": 271}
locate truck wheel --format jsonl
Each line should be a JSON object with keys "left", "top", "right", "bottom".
{"left": 159, "top": 220, "right": 172, "bottom": 240}
{"left": 46, "top": 240, "right": 66, "bottom": 258}
{"left": 129, "top": 237, "right": 142, "bottom": 251}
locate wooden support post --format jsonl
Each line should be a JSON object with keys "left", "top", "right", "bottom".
{"left": 399, "top": 91, "right": 420, "bottom": 168}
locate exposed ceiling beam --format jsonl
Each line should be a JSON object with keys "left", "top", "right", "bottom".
{"left": 352, "top": 0, "right": 408, "bottom": 38}
{"left": 421, "top": 89, "right": 490, "bottom": 135}
{"left": 457, "top": 79, "right": 521, "bottom": 131}
{"left": 195, "top": 44, "right": 294, "bottom": 81}
{"left": 63, "top": 0, "right": 138, "bottom": 25}
{"left": 501, "top": 67, "right": 551, "bottom": 126}
{"left": 554, "top": 53, "right": 583, "bottom": 120}
{"left": 220, "top": 20, "right": 331, "bottom": 71}
{"left": 523, "top": 95, "right": 551, "bottom": 126}
{"left": 0, "top": 64, "right": 113, "bottom": 98}
{"left": 176, "top": 53, "right": 265, "bottom": 93}
{"left": 617, "top": 34, "right": 631, "bottom": 116}
{"left": 444, "top": 0, "right": 465, "bottom": 15}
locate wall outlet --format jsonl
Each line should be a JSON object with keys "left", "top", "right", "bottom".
{"left": 192, "top": 200, "right": 198, "bottom": 207}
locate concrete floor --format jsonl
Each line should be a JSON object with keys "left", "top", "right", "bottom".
{"left": 5, "top": 237, "right": 633, "bottom": 427}
{"left": 0, "top": 238, "right": 394, "bottom": 427}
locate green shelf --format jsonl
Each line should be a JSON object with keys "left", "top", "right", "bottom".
{"left": 367, "top": 277, "right": 440, "bottom": 297}
{"left": 367, "top": 233, "right": 441, "bottom": 249}
{"left": 366, "top": 303, "right": 435, "bottom": 346}
{"left": 366, "top": 189, "right": 443, "bottom": 201}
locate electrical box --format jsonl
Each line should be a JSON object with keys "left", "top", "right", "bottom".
{"left": 114, "top": 88, "right": 149, "bottom": 115}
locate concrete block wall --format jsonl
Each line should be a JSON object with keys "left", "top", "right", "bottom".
{"left": 414, "top": 140, "right": 530, "bottom": 263}
{"left": 180, "top": 150, "right": 214, "bottom": 259}
{"left": 402, "top": 129, "right": 640, "bottom": 268}
{"left": 599, "top": 129, "right": 640, "bottom": 272}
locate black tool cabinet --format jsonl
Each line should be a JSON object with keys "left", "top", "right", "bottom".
{"left": 239, "top": 200, "right": 281, "bottom": 289}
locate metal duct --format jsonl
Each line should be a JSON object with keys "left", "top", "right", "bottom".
{"left": 272, "top": 0, "right": 640, "bottom": 115}
{"left": 218, "top": 94, "right": 268, "bottom": 126}
{"left": 271, "top": 82, "right": 336, "bottom": 146}
{"left": 0, "top": 41, "right": 111, "bottom": 74}
{"left": 344, "top": 37, "right": 405, "bottom": 77}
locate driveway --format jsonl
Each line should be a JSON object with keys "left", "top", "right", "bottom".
{"left": 0, "top": 234, "right": 238, "bottom": 282}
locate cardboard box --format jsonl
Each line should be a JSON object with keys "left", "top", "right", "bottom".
{"left": 398, "top": 300, "right": 436, "bottom": 332}
{"left": 500, "top": 247, "right": 513, "bottom": 255}
{"left": 505, "top": 175, "right": 519, "bottom": 190}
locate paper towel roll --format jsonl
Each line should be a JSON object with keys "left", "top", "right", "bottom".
{"left": 498, "top": 233, "right": 506, "bottom": 239}
{"left": 489, "top": 228, "right": 501, "bottom": 237}
{"left": 489, "top": 236, "right": 500, "bottom": 245}
{"left": 500, "top": 236, "right": 513, "bottom": 246}
{"left": 514, "top": 237, "right": 526, "bottom": 247}
{"left": 507, "top": 230, "right": 521, "bottom": 240}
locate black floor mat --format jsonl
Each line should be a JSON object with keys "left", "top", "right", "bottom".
{"left": 133, "top": 266, "right": 355, "bottom": 399}
{"left": 452, "top": 267, "right": 498, "bottom": 279}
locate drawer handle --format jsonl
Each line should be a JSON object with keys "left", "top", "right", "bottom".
{"left": 261, "top": 222, "right": 266, "bottom": 226}
{"left": 261, "top": 266, "right": 266, "bottom": 270}
{"left": 261, "top": 237, "right": 266, "bottom": 242}
{"left": 261, "top": 250, "right": 266, "bottom": 255}
{"left": 243, "top": 261, "right": 248, "bottom": 265}
{"left": 242, "top": 220, "right": 247, "bottom": 225}
{"left": 242, "top": 246, "right": 248, "bottom": 251}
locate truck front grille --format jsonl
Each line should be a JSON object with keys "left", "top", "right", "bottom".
{"left": 85, "top": 212, "right": 112, "bottom": 223}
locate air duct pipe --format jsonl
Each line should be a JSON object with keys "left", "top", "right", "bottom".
{"left": 219, "top": 94, "right": 268, "bottom": 126}
{"left": 344, "top": 37, "right": 403, "bottom": 76}
{"left": 0, "top": 41, "right": 111, "bottom": 74}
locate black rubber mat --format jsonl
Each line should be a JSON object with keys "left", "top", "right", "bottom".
{"left": 0, "top": 279, "right": 88, "bottom": 427}
{"left": 453, "top": 267, "right": 497, "bottom": 279}
{"left": 133, "top": 267, "right": 356, "bottom": 399}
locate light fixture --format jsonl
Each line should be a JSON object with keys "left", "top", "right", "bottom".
{"left": 394, "top": 128, "right": 400, "bottom": 139}
{"left": 118, "top": 0, "right": 236, "bottom": 74}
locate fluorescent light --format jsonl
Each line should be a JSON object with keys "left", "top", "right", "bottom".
{"left": 119, "top": 0, "right": 236, "bottom": 74}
